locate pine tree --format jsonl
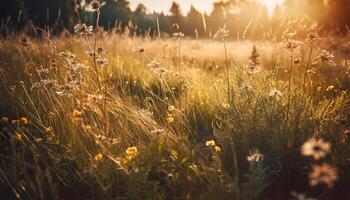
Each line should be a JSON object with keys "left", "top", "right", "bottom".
{"left": 249, "top": 45, "right": 260, "bottom": 67}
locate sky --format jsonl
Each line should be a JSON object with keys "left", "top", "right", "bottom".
{"left": 129, "top": 0, "right": 218, "bottom": 15}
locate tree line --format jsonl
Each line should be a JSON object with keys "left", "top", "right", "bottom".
{"left": 1, "top": 0, "right": 349, "bottom": 39}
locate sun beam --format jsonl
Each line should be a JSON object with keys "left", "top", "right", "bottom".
{"left": 258, "top": 0, "right": 284, "bottom": 16}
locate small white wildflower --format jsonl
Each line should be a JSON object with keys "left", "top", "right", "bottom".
{"left": 245, "top": 64, "right": 262, "bottom": 75}
{"left": 247, "top": 150, "right": 264, "bottom": 163}
{"left": 301, "top": 138, "right": 331, "bottom": 160}
{"left": 239, "top": 83, "right": 255, "bottom": 93}
{"left": 214, "top": 25, "right": 229, "bottom": 40}
{"left": 291, "top": 191, "right": 317, "bottom": 200}
{"left": 96, "top": 58, "right": 109, "bottom": 66}
{"left": 283, "top": 39, "right": 299, "bottom": 51}
{"left": 173, "top": 32, "right": 184, "bottom": 39}
{"left": 269, "top": 89, "right": 283, "bottom": 100}
{"left": 309, "top": 164, "right": 338, "bottom": 188}
{"left": 318, "top": 49, "right": 335, "bottom": 66}
{"left": 74, "top": 24, "right": 93, "bottom": 35}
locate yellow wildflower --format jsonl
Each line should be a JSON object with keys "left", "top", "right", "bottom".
{"left": 126, "top": 146, "right": 139, "bottom": 160}
{"left": 83, "top": 124, "right": 92, "bottom": 132}
{"left": 1, "top": 117, "right": 8, "bottom": 123}
{"left": 48, "top": 112, "right": 55, "bottom": 118}
{"left": 222, "top": 102, "right": 230, "bottom": 109}
{"left": 94, "top": 153, "right": 103, "bottom": 162}
{"left": 72, "top": 110, "right": 83, "bottom": 121}
{"left": 168, "top": 105, "right": 175, "bottom": 112}
{"left": 166, "top": 116, "right": 175, "bottom": 124}
{"left": 14, "top": 132, "right": 22, "bottom": 141}
{"left": 45, "top": 126, "right": 54, "bottom": 135}
{"left": 326, "top": 85, "right": 335, "bottom": 92}
{"left": 34, "top": 137, "right": 43, "bottom": 143}
{"left": 11, "top": 120, "right": 21, "bottom": 126}
{"left": 20, "top": 117, "right": 29, "bottom": 125}
{"left": 206, "top": 140, "right": 216, "bottom": 147}
{"left": 214, "top": 146, "right": 221, "bottom": 153}
{"left": 170, "top": 150, "right": 178, "bottom": 160}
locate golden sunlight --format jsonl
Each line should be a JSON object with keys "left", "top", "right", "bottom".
{"left": 257, "top": 0, "right": 284, "bottom": 16}
{"left": 2, "top": 0, "right": 350, "bottom": 199}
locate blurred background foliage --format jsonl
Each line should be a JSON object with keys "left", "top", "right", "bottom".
{"left": 1, "top": 0, "right": 350, "bottom": 38}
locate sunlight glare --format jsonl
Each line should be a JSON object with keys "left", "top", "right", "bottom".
{"left": 258, "top": 0, "right": 284, "bottom": 16}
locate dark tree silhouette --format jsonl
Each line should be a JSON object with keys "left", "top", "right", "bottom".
{"left": 99, "top": 0, "right": 131, "bottom": 29}
{"left": 0, "top": 0, "right": 79, "bottom": 35}
{"left": 0, "top": 0, "right": 28, "bottom": 28}
{"left": 169, "top": 1, "right": 184, "bottom": 29}
{"left": 1, "top": 0, "right": 350, "bottom": 37}
{"left": 170, "top": 2, "right": 181, "bottom": 16}
{"left": 133, "top": 3, "right": 154, "bottom": 35}
{"left": 185, "top": 6, "right": 203, "bottom": 37}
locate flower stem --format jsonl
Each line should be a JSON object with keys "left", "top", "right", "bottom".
{"left": 94, "top": 10, "right": 101, "bottom": 91}
{"left": 223, "top": 40, "right": 230, "bottom": 102}
{"left": 178, "top": 39, "right": 181, "bottom": 75}
{"left": 303, "top": 39, "right": 314, "bottom": 94}
{"left": 84, "top": 34, "right": 101, "bottom": 90}
{"left": 286, "top": 51, "right": 293, "bottom": 125}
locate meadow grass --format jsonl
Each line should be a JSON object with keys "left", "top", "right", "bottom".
{"left": 0, "top": 30, "right": 349, "bottom": 200}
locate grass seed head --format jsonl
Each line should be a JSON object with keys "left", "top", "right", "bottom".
{"left": 172, "top": 23, "right": 180, "bottom": 32}
{"left": 91, "top": 0, "right": 101, "bottom": 11}
{"left": 306, "top": 32, "right": 320, "bottom": 42}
